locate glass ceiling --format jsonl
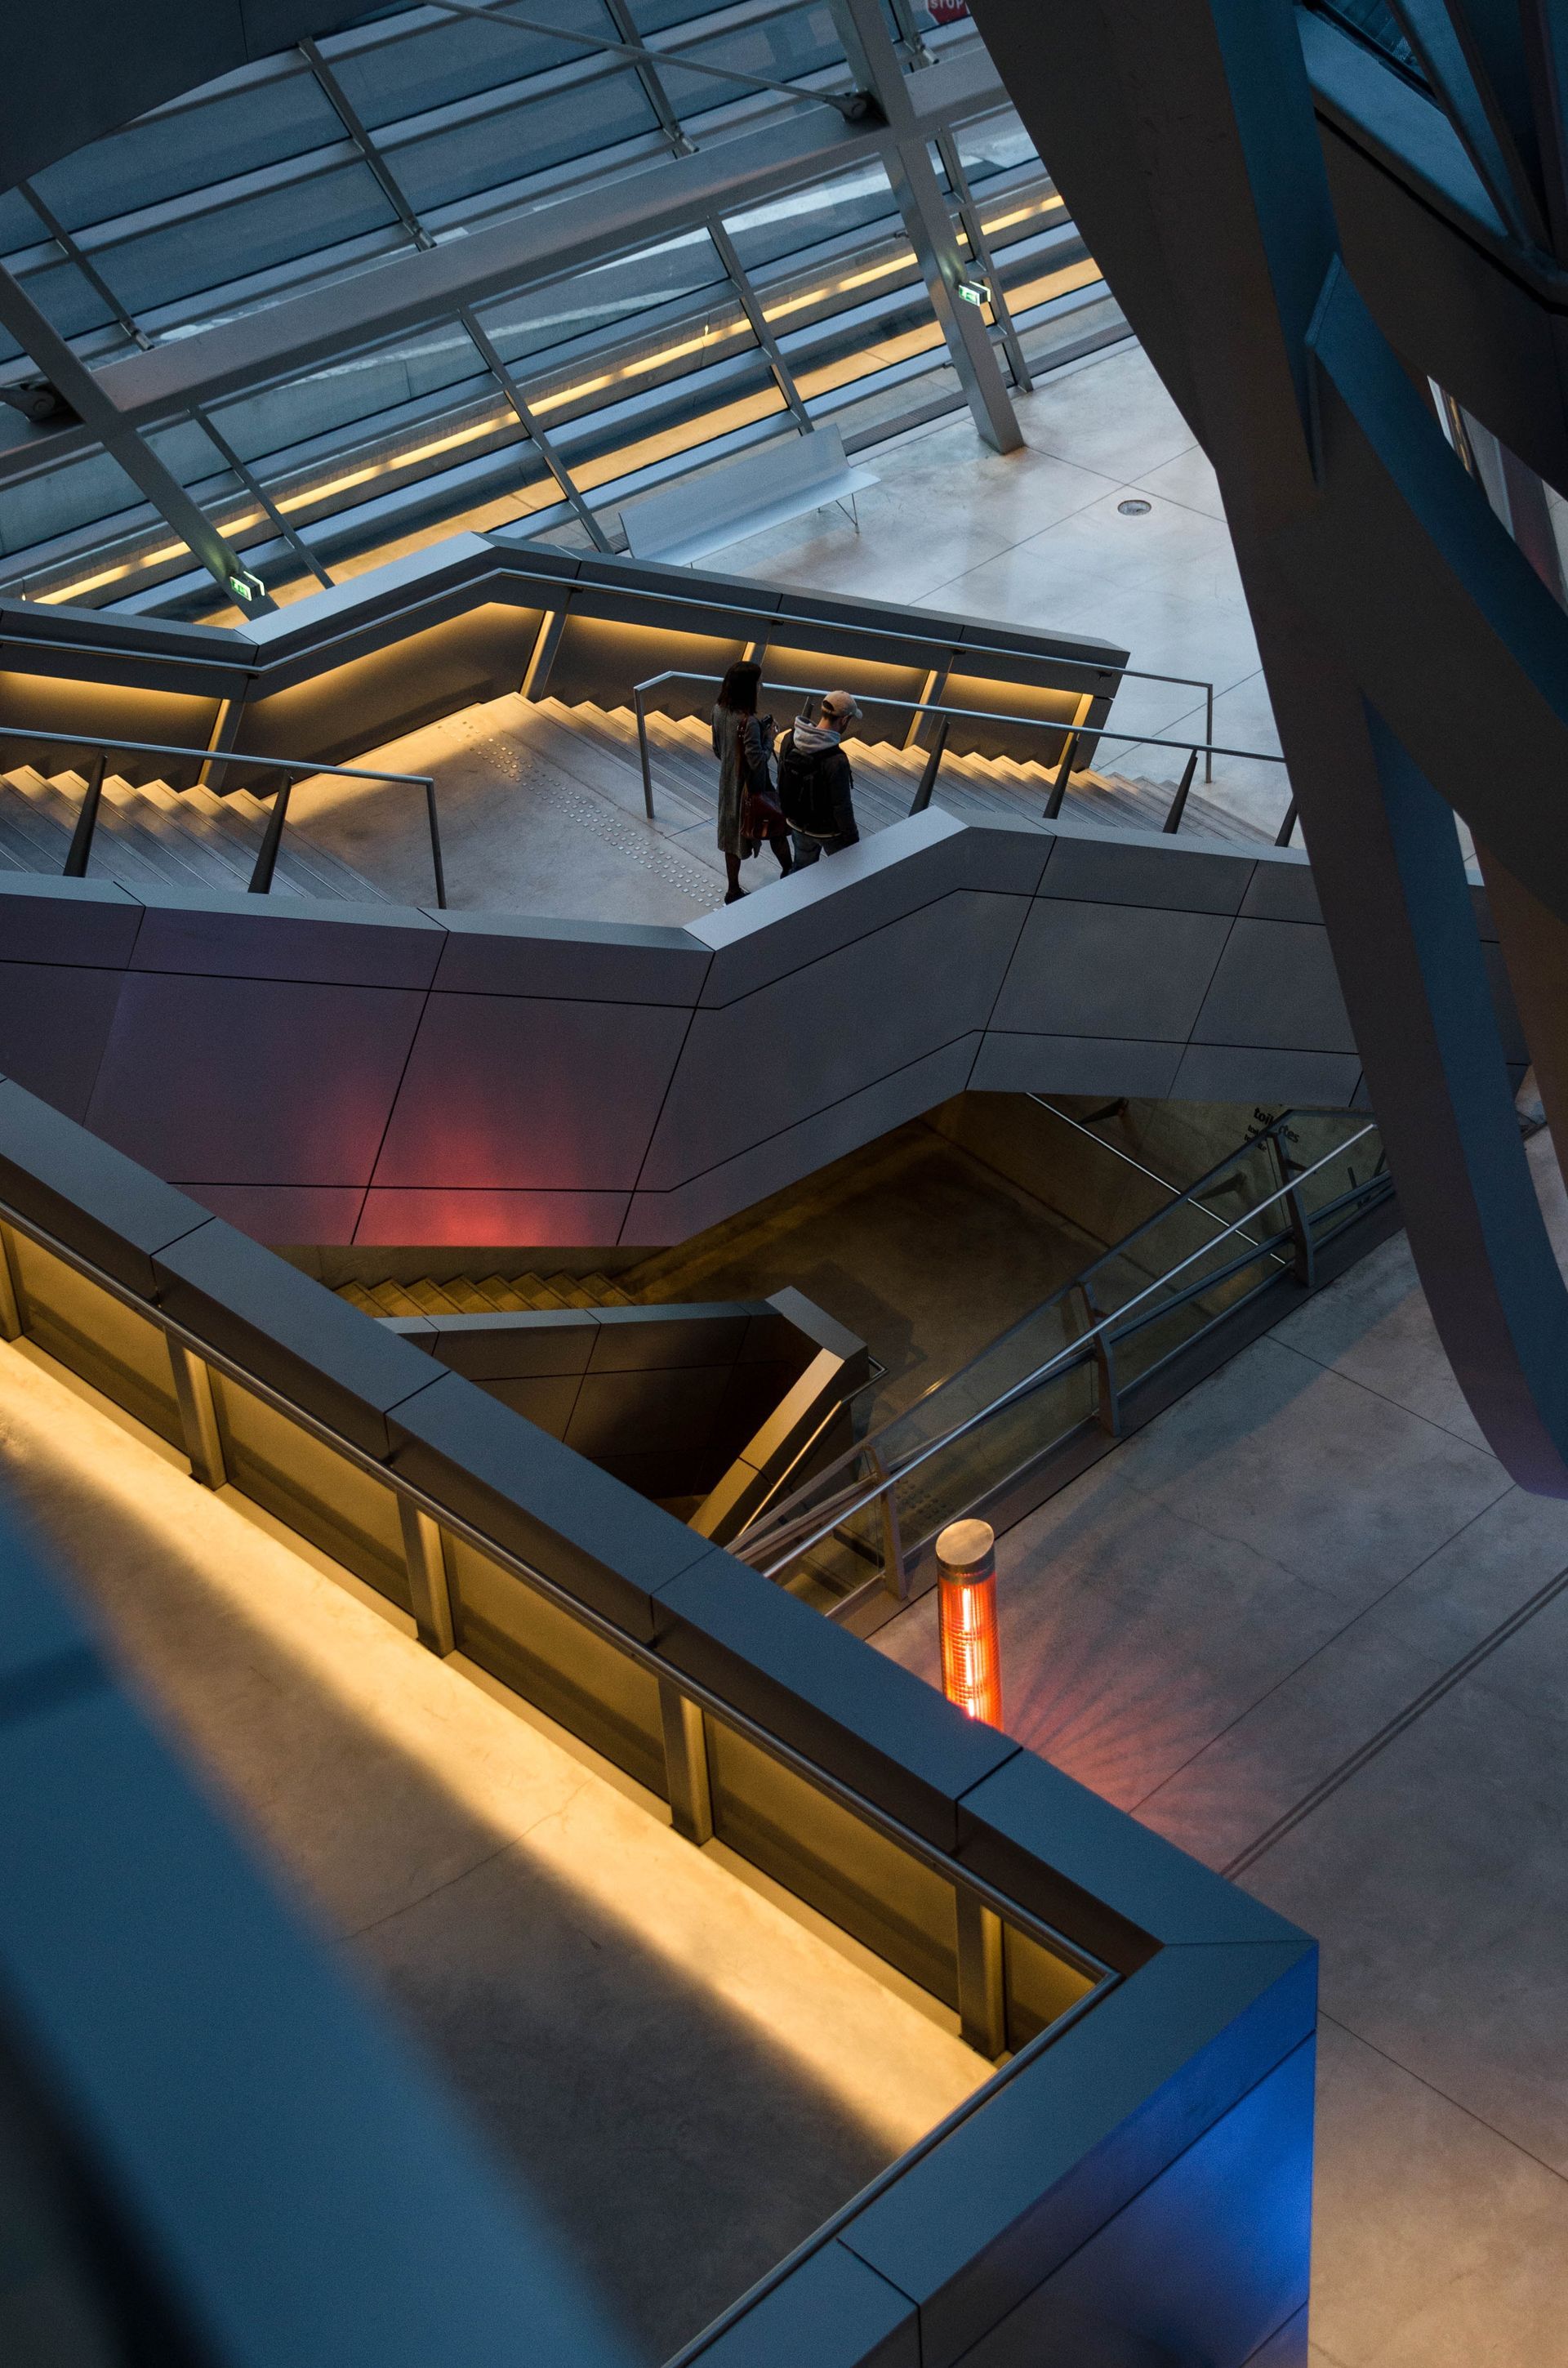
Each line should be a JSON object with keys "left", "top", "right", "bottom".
{"left": 0, "top": 2, "right": 1125, "bottom": 618}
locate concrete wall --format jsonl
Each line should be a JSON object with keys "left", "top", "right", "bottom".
{"left": 0, "top": 809, "right": 1524, "bottom": 1249}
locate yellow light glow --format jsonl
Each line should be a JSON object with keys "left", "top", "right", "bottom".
{"left": 979, "top": 193, "right": 1067, "bottom": 238}
{"left": 0, "top": 1336, "right": 988, "bottom": 2145}
{"left": 37, "top": 217, "right": 1094, "bottom": 609}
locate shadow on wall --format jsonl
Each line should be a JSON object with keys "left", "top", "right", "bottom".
{"left": 0, "top": 1350, "right": 969, "bottom": 2364}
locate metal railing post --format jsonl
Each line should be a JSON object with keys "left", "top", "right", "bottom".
{"left": 62, "top": 748, "right": 107, "bottom": 877}
{"left": 399, "top": 1499, "right": 457, "bottom": 1656}
{"left": 1205, "top": 683, "right": 1214, "bottom": 783}
{"left": 0, "top": 1222, "right": 21, "bottom": 1341}
{"left": 247, "top": 770, "right": 292, "bottom": 894}
{"left": 907, "top": 714, "right": 950, "bottom": 815}
{"left": 1276, "top": 798, "right": 1298, "bottom": 849}
{"left": 955, "top": 1890, "right": 1008, "bottom": 2058}
{"left": 634, "top": 687, "right": 656, "bottom": 819}
{"left": 1162, "top": 747, "right": 1200, "bottom": 834}
{"left": 167, "top": 1340, "right": 226, "bottom": 1490}
{"left": 1269, "top": 1135, "right": 1316, "bottom": 1289}
{"left": 422, "top": 778, "right": 448, "bottom": 908}
{"left": 659, "top": 1679, "right": 714, "bottom": 1844}
{"left": 1044, "top": 729, "right": 1080, "bottom": 819}
{"left": 867, "top": 1448, "right": 908, "bottom": 1598}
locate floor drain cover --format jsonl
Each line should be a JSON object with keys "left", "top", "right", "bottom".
{"left": 1117, "top": 497, "right": 1152, "bottom": 515}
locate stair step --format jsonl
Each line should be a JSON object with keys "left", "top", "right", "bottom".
{"left": 0, "top": 756, "right": 388, "bottom": 902}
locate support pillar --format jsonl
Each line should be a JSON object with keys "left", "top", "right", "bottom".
{"left": 0, "top": 265, "right": 270, "bottom": 613}
{"left": 828, "top": 0, "right": 1022, "bottom": 453}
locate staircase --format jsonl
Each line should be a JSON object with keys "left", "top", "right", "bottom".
{"left": 0, "top": 763, "right": 388, "bottom": 901}
{"left": 337, "top": 1268, "right": 636, "bottom": 1318}
{"left": 528, "top": 696, "right": 1263, "bottom": 846}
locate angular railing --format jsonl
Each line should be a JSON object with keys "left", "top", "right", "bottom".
{"left": 0, "top": 720, "right": 445, "bottom": 903}
{"left": 732, "top": 1111, "right": 1390, "bottom": 1614}
{"left": 633, "top": 669, "right": 1292, "bottom": 838}
{"left": 0, "top": 1077, "right": 1314, "bottom": 2366}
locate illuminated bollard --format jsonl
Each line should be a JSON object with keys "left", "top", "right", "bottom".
{"left": 935, "top": 1518, "right": 1003, "bottom": 1728}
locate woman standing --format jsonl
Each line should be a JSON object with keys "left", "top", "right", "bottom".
{"left": 712, "top": 659, "right": 792, "bottom": 903}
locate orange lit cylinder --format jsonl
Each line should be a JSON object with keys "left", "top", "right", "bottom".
{"left": 936, "top": 1518, "right": 1002, "bottom": 1728}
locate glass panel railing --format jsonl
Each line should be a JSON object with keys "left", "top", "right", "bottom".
{"left": 742, "top": 1112, "right": 1388, "bottom": 1610}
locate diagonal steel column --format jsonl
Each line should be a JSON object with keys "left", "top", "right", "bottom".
{"left": 828, "top": 0, "right": 1022, "bottom": 453}
{"left": 0, "top": 265, "right": 268, "bottom": 612}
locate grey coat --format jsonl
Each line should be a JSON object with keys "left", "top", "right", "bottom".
{"left": 712, "top": 704, "right": 766, "bottom": 856}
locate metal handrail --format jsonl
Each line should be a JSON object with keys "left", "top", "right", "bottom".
{"left": 631, "top": 668, "right": 1286, "bottom": 838}
{"left": 734, "top": 1122, "right": 1379, "bottom": 1577}
{"left": 0, "top": 1184, "right": 1110, "bottom": 1995}
{"left": 0, "top": 720, "right": 445, "bottom": 905}
{"left": 7, "top": 557, "right": 1215, "bottom": 800}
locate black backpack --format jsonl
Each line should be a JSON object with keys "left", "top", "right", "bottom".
{"left": 777, "top": 733, "right": 839, "bottom": 835}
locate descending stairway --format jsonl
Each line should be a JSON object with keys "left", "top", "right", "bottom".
{"left": 337, "top": 1269, "right": 636, "bottom": 1317}
{"left": 0, "top": 762, "right": 388, "bottom": 901}
{"left": 528, "top": 695, "right": 1264, "bottom": 846}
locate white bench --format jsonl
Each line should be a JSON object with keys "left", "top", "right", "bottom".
{"left": 621, "top": 425, "right": 879, "bottom": 568}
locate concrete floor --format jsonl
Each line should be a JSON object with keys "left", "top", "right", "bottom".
{"left": 0, "top": 1336, "right": 987, "bottom": 2364}
{"left": 289, "top": 341, "right": 1294, "bottom": 918}
{"left": 875, "top": 1127, "right": 1568, "bottom": 2368}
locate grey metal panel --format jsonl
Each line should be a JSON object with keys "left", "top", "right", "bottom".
{"left": 585, "top": 1309, "right": 753, "bottom": 1372}
{"left": 566, "top": 1367, "right": 733, "bottom": 1461}
{"left": 372, "top": 993, "right": 689, "bottom": 1192}
{"left": 483, "top": 1376, "right": 585, "bottom": 1438}
{"left": 947, "top": 2042, "right": 1313, "bottom": 2368}
{"left": 642, "top": 894, "right": 1020, "bottom": 1191}
{"left": 1170, "top": 1045, "right": 1364, "bottom": 1105}
{"left": 1238, "top": 855, "right": 1321, "bottom": 924}
{"left": 385, "top": 1368, "right": 721, "bottom": 1642}
{"left": 838, "top": 1944, "right": 1316, "bottom": 2368}
{"left": 129, "top": 891, "right": 446, "bottom": 991}
{"left": 416, "top": 1311, "right": 599, "bottom": 1383}
{"left": 0, "top": 962, "right": 122, "bottom": 1123}
{"left": 153, "top": 1219, "right": 446, "bottom": 1458}
{"left": 85, "top": 974, "right": 426, "bottom": 1186}
{"left": 652, "top": 1552, "right": 1018, "bottom": 1851}
{"left": 354, "top": 1186, "right": 631, "bottom": 1247}
{"left": 431, "top": 912, "right": 709, "bottom": 1006}
{"left": 622, "top": 1037, "right": 981, "bottom": 1242}
{"left": 688, "top": 813, "right": 976, "bottom": 1010}
{"left": 969, "top": 1032, "right": 1184, "bottom": 1099}
{"left": 1481, "top": 941, "right": 1530, "bottom": 1067}
{"left": 951, "top": 825, "right": 1057, "bottom": 897}
{"left": 955, "top": 1750, "right": 1306, "bottom": 1965}
{"left": 1038, "top": 832, "right": 1254, "bottom": 915}
{"left": 990, "top": 902, "right": 1232, "bottom": 1041}
{"left": 0, "top": 873, "right": 143, "bottom": 969}
{"left": 0, "top": 1077, "right": 208, "bottom": 1293}
{"left": 691, "top": 2239, "right": 919, "bottom": 2367}
{"left": 1193, "top": 917, "right": 1356, "bottom": 1053}
{"left": 182, "top": 1184, "right": 367, "bottom": 1245}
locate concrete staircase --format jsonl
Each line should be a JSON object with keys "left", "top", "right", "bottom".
{"left": 338, "top": 1269, "right": 637, "bottom": 1317}
{"left": 532, "top": 696, "right": 1263, "bottom": 845}
{"left": 0, "top": 762, "right": 388, "bottom": 901}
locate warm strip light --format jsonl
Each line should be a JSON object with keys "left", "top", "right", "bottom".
{"left": 979, "top": 193, "right": 1067, "bottom": 238}
{"left": 36, "top": 224, "right": 1097, "bottom": 608}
